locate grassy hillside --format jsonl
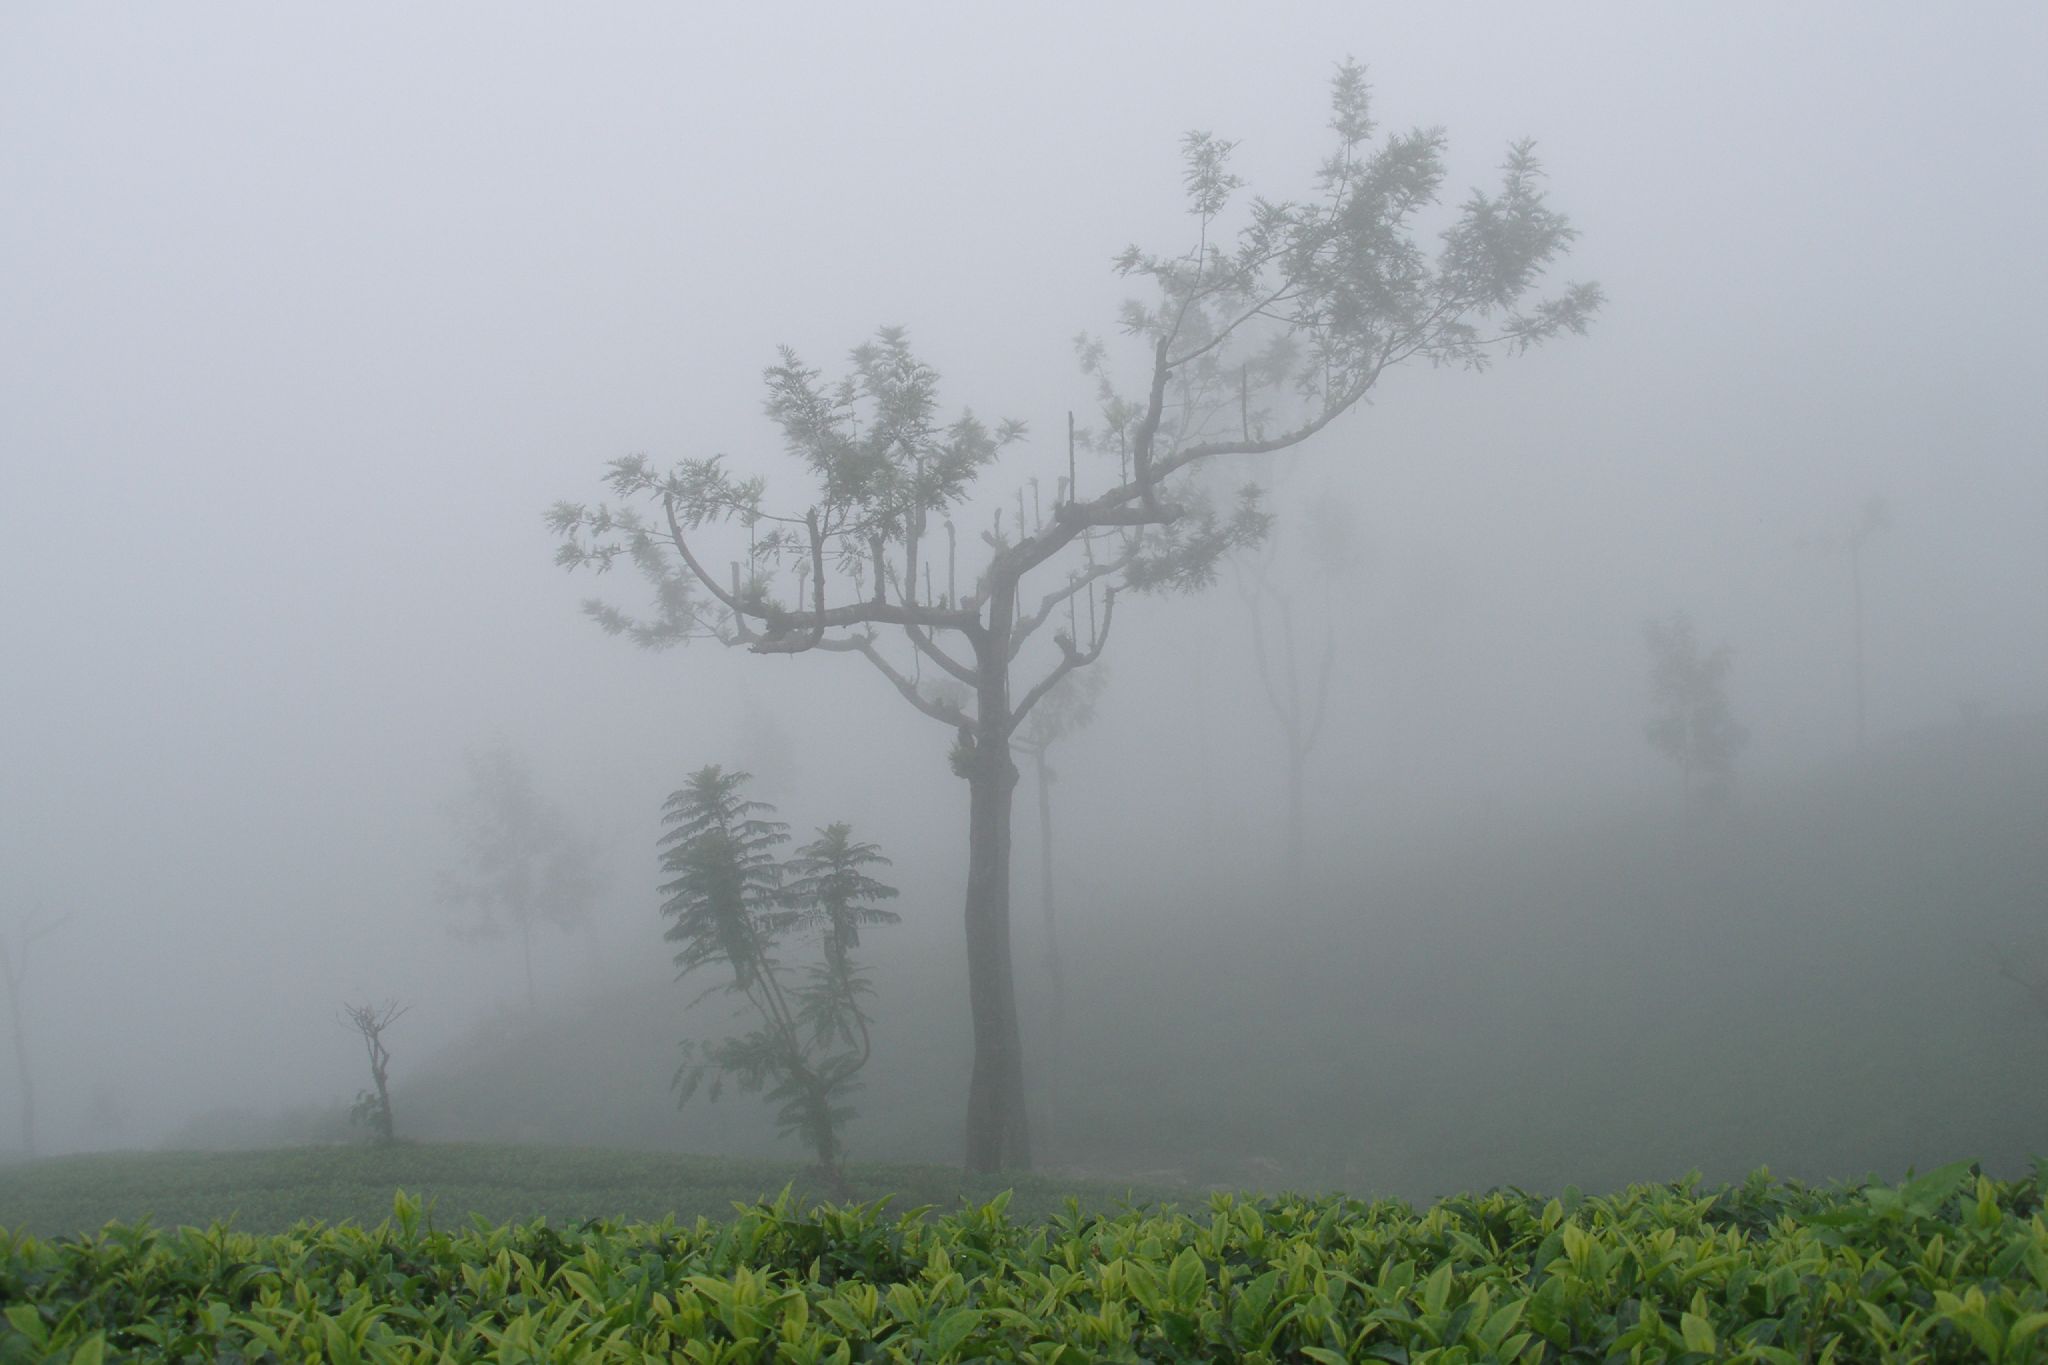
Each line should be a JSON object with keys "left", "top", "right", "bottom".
{"left": 0, "top": 1143, "right": 1179, "bottom": 1240}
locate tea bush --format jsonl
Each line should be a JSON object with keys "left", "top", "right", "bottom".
{"left": 6, "top": 1162, "right": 2048, "bottom": 1362}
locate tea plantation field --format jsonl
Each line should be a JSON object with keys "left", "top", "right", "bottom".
{"left": 7, "top": 1150, "right": 2048, "bottom": 1361}
{"left": 0, "top": 1143, "right": 1171, "bottom": 1240}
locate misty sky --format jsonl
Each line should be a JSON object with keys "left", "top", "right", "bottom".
{"left": 2, "top": 3, "right": 2045, "bottom": 1154}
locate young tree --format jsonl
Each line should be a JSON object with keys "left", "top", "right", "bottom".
{"left": 0, "top": 910, "right": 68, "bottom": 1157}
{"left": 340, "top": 999, "right": 407, "bottom": 1145}
{"left": 552, "top": 61, "right": 1599, "bottom": 1171}
{"left": 439, "top": 745, "right": 604, "bottom": 1012}
{"left": 1644, "top": 612, "right": 1748, "bottom": 808}
{"left": 662, "top": 768, "right": 898, "bottom": 1193}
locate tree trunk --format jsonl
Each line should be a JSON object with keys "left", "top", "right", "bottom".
{"left": 1284, "top": 735, "right": 1307, "bottom": 889}
{"left": 961, "top": 731, "right": 1030, "bottom": 1173}
{"left": 1850, "top": 541, "right": 1867, "bottom": 753}
{"left": 1033, "top": 745, "right": 1064, "bottom": 1144}
{"left": 521, "top": 920, "right": 536, "bottom": 1012}
{"left": 371, "top": 1044, "right": 395, "bottom": 1144}
{"left": 3, "top": 961, "right": 33, "bottom": 1158}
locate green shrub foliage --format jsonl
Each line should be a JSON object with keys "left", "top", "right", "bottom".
{"left": 661, "top": 767, "right": 899, "bottom": 1190}
{"left": 8, "top": 1164, "right": 2048, "bottom": 1361}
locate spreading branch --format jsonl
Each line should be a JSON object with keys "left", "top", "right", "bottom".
{"left": 1010, "top": 587, "right": 1117, "bottom": 736}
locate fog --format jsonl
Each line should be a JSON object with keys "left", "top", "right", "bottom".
{"left": 3, "top": 3, "right": 2045, "bottom": 1197}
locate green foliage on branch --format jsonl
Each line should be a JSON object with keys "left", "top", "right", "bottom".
{"left": 660, "top": 768, "right": 900, "bottom": 1189}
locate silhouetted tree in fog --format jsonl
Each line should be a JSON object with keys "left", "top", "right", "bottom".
{"left": 1994, "top": 944, "right": 2048, "bottom": 1024}
{"left": 1835, "top": 497, "right": 1890, "bottom": 753}
{"left": 340, "top": 999, "right": 407, "bottom": 1145}
{"left": 1644, "top": 612, "right": 1747, "bottom": 808}
{"left": 1012, "top": 663, "right": 1105, "bottom": 1140}
{"left": 438, "top": 746, "right": 604, "bottom": 1012}
{"left": 553, "top": 61, "right": 1599, "bottom": 1171}
{"left": 1234, "top": 486, "right": 1360, "bottom": 887}
{"left": 1, "top": 910, "right": 67, "bottom": 1157}
{"left": 664, "top": 767, "right": 899, "bottom": 1194}
{"left": 1799, "top": 497, "right": 1889, "bottom": 752}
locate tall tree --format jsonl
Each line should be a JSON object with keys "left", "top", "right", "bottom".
{"left": 438, "top": 745, "right": 604, "bottom": 1011}
{"left": 1644, "top": 611, "right": 1748, "bottom": 808}
{"left": 552, "top": 61, "right": 1599, "bottom": 1171}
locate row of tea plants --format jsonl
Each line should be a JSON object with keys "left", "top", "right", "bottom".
{"left": 6, "top": 1162, "right": 2048, "bottom": 1362}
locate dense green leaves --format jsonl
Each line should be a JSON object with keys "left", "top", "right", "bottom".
{"left": 662, "top": 769, "right": 900, "bottom": 1186}
{"left": 9, "top": 1168, "right": 2048, "bottom": 1361}
{"left": 660, "top": 766, "right": 790, "bottom": 992}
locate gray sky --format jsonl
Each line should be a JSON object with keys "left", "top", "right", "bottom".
{"left": 2, "top": 3, "right": 2044, "bottom": 1153}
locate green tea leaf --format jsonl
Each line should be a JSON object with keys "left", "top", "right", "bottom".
{"left": 1166, "top": 1247, "right": 1206, "bottom": 1307}
{"left": 1680, "top": 1311, "right": 1716, "bottom": 1354}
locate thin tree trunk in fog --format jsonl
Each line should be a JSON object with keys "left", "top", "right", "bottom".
{"left": 1032, "top": 743, "right": 1065, "bottom": 1141}
{"left": 0, "top": 921, "right": 61, "bottom": 1158}
{"left": 1, "top": 949, "right": 33, "bottom": 1157}
{"left": 1851, "top": 539, "right": 1867, "bottom": 753}
{"left": 1284, "top": 737, "right": 1307, "bottom": 876}
{"left": 521, "top": 919, "right": 536, "bottom": 1012}
{"left": 1191, "top": 644, "right": 1218, "bottom": 890}
{"left": 1243, "top": 568, "right": 1338, "bottom": 897}
{"left": 369, "top": 1039, "right": 395, "bottom": 1144}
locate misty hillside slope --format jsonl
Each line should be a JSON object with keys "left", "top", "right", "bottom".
{"left": 356, "top": 719, "right": 2045, "bottom": 1199}
{"left": 0, "top": 1143, "right": 1178, "bottom": 1240}
{"left": 1052, "top": 714, "right": 2048, "bottom": 1196}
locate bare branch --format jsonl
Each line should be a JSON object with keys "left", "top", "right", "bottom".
{"left": 882, "top": 555, "right": 982, "bottom": 686}
{"left": 1010, "top": 556, "right": 1128, "bottom": 659}
{"left": 663, "top": 493, "right": 748, "bottom": 616}
{"left": 659, "top": 488, "right": 981, "bottom": 657}
{"left": 1009, "top": 587, "right": 1117, "bottom": 735}
{"left": 828, "top": 635, "right": 975, "bottom": 728}
{"left": 1155, "top": 365, "right": 1377, "bottom": 481}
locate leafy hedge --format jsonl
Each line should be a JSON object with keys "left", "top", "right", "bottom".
{"left": 5, "top": 1162, "right": 2048, "bottom": 1362}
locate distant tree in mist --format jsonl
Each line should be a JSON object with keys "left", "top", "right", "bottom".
{"left": 552, "top": 60, "right": 1599, "bottom": 1172}
{"left": 1994, "top": 944, "right": 2048, "bottom": 1022}
{"left": 1011, "top": 663, "right": 1105, "bottom": 1137}
{"left": 662, "top": 766, "right": 898, "bottom": 1193}
{"left": 0, "top": 910, "right": 68, "bottom": 1157}
{"left": 1233, "top": 485, "right": 1360, "bottom": 886}
{"left": 438, "top": 746, "right": 604, "bottom": 1012}
{"left": 1644, "top": 612, "right": 1748, "bottom": 808}
{"left": 1802, "top": 499, "right": 1892, "bottom": 757}
{"left": 340, "top": 999, "right": 407, "bottom": 1145}
{"left": 1812, "top": 496, "right": 1890, "bottom": 753}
